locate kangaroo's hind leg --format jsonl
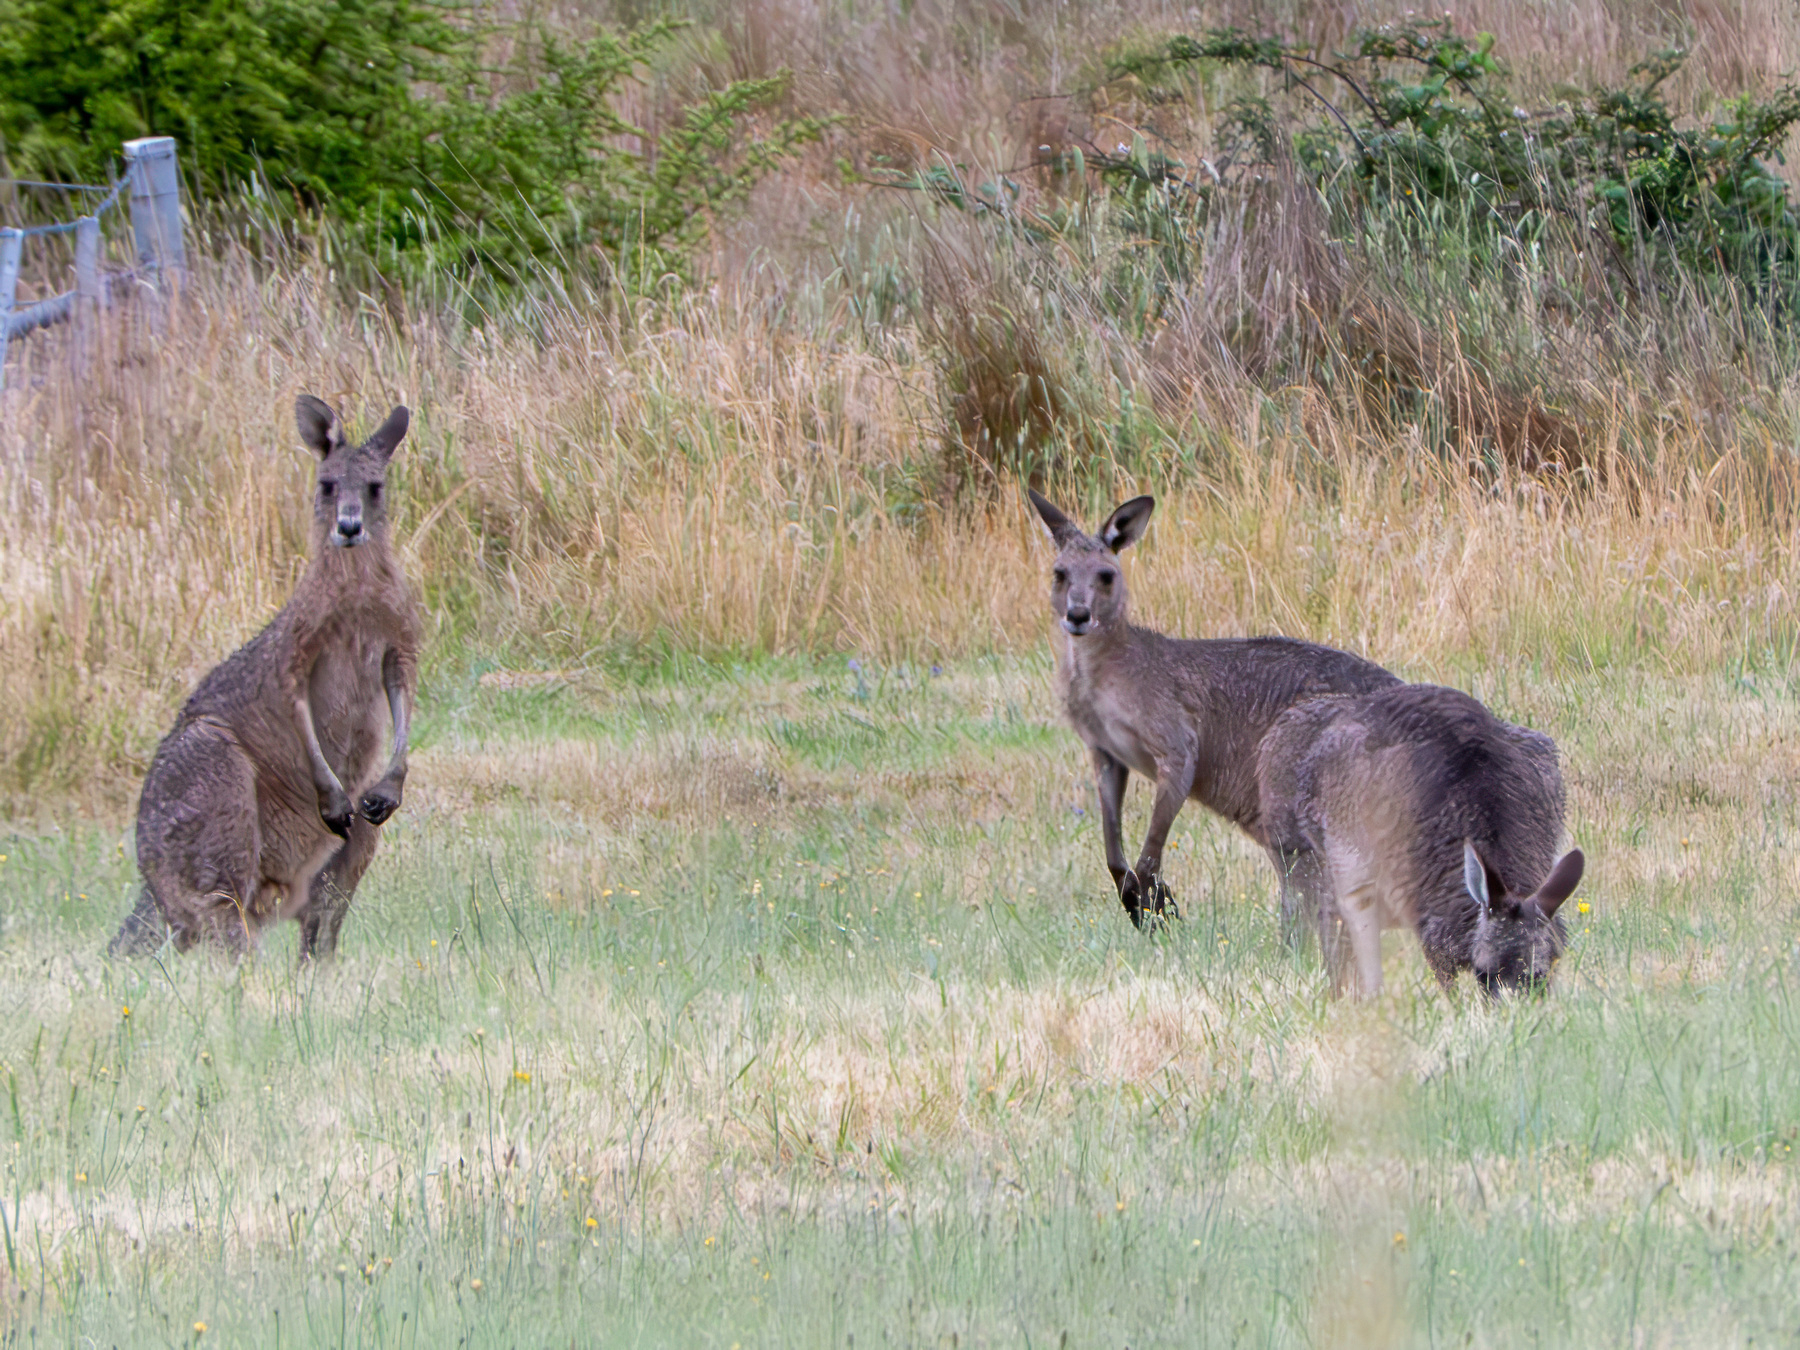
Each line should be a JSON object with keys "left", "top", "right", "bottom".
{"left": 131, "top": 727, "right": 262, "bottom": 956}
{"left": 1321, "top": 843, "right": 1384, "bottom": 999}
{"left": 296, "top": 815, "right": 379, "bottom": 961}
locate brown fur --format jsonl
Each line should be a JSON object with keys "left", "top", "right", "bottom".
{"left": 1027, "top": 490, "right": 1399, "bottom": 930}
{"left": 111, "top": 396, "right": 421, "bottom": 958}
{"left": 1257, "top": 683, "right": 1584, "bottom": 999}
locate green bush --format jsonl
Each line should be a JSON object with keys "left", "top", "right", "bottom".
{"left": 0, "top": 0, "right": 823, "bottom": 284}
{"left": 1117, "top": 21, "right": 1800, "bottom": 294}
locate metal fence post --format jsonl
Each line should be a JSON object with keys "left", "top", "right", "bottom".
{"left": 122, "top": 137, "right": 186, "bottom": 282}
{"left": 0, "top": 227, "right": 20, "bottom": 389}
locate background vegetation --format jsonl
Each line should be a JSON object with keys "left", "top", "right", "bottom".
{"left": 0, "top": 0, "right": 822, "bottom": 281}
{"left": 1, "top": 0, "right": 1800, "bottom": 1342}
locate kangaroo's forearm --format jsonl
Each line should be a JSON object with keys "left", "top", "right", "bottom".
{"left": 293, "top": 694, "right": 344, "bottom": 796}
{"left": 382, "top": 661, "right": 412, "bottom": 777}
{"left": 353, "top": 649, "right": 414, "bottom": 828}
{"left": 1092, "top": 750, "right": 1130, "bottom": 882}
{"left": 1134, "top": 763, "right": 1195, "bottom": 877}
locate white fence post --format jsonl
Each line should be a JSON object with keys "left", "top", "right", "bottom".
{"left": 0, "top": 227, "right": 20, "bottom": 390}
{"left": 122, "top": 137, "right": 186, "bottom": 283}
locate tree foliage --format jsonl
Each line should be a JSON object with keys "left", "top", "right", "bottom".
{"left": 0, "top": 0, "right": 823, "bottom": 282}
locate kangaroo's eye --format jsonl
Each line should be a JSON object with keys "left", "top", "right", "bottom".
{"left": 319, "top": 480, "right": 336, "bottom": 498}
{"left": 1052, "top": 568, "right": 1069, "bottom": 585}
{"left": 368, "top": 482, "right": 383, "bottom": 502}
{"left": 1097, "top": 570, "right": 1116, "bottom": 586}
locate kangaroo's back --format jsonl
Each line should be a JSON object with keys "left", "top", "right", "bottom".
{"left": 1371, "top": 685, "right": 1563, "bottom": 896}
{"left": 1145, "top": 634, "right": 1401, "bottom": 836}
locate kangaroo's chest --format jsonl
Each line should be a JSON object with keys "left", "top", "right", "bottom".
{"left": 1064, "top": 675, "right": 1160, "bottom": 779}
{"left": 308, "top": 617, "right": 389, "bottom": 766}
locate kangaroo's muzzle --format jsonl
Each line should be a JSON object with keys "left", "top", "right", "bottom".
{"left": 333, "top": 506, "right": 365, "bottom": 547}
{"left": 1062, "top": 606, "right": 1092, "bottom": 635}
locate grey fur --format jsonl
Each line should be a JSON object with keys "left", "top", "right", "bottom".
{"left": 1027, "top": 489, "right": 1400, "bottom": 930}
{"left": 111, "top": 396, "right": 421, "bottom": 959}
{"left": 1257, "top": 682, "right": 1584, "bottom": 998}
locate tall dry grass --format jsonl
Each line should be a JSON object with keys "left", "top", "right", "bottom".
{"left": 3, "top": 225, "right": 1797, "bottom": 816}
{"left": 662, "top": 0, "right": 1800, "bottom": 216}
{"left": 6, "top": 0, "right": 1800, "bottom": 814}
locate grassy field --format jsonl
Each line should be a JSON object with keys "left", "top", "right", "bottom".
{"left": 7, "top": 0, "right": 1800, "bottom": 1343}
{"left": 0, "top": 646, "right": 1795, "bottom": 1346}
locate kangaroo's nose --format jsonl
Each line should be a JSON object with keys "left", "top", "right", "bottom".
{"left": 337, "top": 515, "right": 363, "bottom": 539}
{"left": 1064, "top": 605, "right": 1091, "bottom": 630}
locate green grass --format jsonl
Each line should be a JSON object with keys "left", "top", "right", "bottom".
{"left": 0, "top": 654, "right": 1795, "bottom": 1346}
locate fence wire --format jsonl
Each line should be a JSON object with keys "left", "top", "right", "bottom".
{"left": 1, "top": 173, "right": 132, "bottom": 342}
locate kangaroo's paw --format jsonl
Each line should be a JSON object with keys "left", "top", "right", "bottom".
{"left": 318, "top": 784, "right": 354, "bottom": 839}
{"left": 360, "top": 779, "right": 402, "bottom": 826}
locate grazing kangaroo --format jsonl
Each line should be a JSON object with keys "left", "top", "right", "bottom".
{"left": 110, "top": 396, "right": 421, "bottom": 958}
{"left": 1028, "top": 490, "right": 1400, "bottom": 930}
{"left": 1256, "top": 683, "right": 1584, "bottom": 998}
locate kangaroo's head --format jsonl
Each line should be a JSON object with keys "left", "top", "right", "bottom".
{"left": 1464, "top": 842, "right": 1583, "bottom": 997}
{"left": 297, "top": 395, "right": 411, "bottom": 551}
{"left": 1027, "top": 490, "right": 1155, "bottom": 639}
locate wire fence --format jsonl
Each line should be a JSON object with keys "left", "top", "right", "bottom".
{"left": 0, "top": 137, "right": 185, "bottom": 359}
{"left": 9, "top": 174, "right": 128, "bottom": 237}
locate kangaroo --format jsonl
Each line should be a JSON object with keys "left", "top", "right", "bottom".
{"left": 110, "top": 395, "right": 421, "bottom": 959}
{"left": 1028, "top": 490, "right": 1400, "bottom": 930}
{"left": 1256, "top": 682, "right": 1584, "bottom": 998}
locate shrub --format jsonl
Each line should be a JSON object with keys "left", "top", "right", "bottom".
{"left": 0, "top": 0, "right": 823, "bottom": 284}
{"left": 1116, "top": 22, "right": 1800, "bottom": 297}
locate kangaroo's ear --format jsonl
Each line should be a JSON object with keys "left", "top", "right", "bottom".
{"left": 1529, "top": 848, "right": 1584, "bottom": 920}
{"left": 1463, "top": 841, "right": 1492, "bottom": 914}
{"left": 1028, "top": 489, "right": 1083, "bottom": 549}
{"left": 1099, "top": 495, "right": 1155, "bottom": 553}
{"left": 296, "top": 395, "right": 345, "bottom": 458}
{"left": 362, "top": 406, "right": 411, "bottom": 462}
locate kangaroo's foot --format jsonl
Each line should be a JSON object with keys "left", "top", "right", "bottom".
{"left": 1118, "top": 869, "right": 1146, "bottom": 929}
{"left": 1148, "top": 876, "right": 1180, "bottom": 924}
{"left": 1119, "top": 870, "right": 1180, "bottom": 932}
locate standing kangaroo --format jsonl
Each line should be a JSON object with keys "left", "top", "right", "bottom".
{"left": 1256, "top": 683, "right": 1584, "bottom": 998}
{"left": 1028, "top": 490, "right": 1400, "bottom": 930}
{"left": 110, "top": 396, "right": 421, "bottom": 958}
